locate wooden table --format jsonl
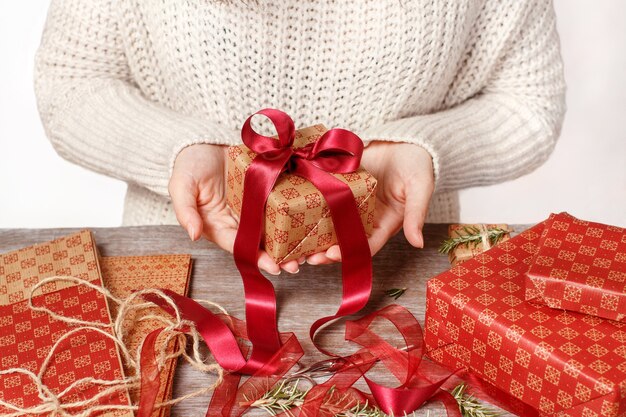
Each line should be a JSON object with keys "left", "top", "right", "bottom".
{"left": 0, "top": 225, "right": 526, "bottom": 417}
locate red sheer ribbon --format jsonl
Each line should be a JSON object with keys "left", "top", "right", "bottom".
{"left": 138, "top": 295, "right": 460, "bottom": 416}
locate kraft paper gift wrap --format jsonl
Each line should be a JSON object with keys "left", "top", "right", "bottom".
{"left": 425, "top": 221, "right": 626, "bottom": 416}
{"left": 525, "top": 212, "right": 626, "bottom": 323}
{"left": 226, "top": 124, "right": 377, "bottom": 264}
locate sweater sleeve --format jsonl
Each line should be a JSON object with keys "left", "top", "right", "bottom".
{"left": 359, "top": 0, "right": 566, "bottom": 192}
{"left": 34, "top": 0, "right": 240, "bottom": 197}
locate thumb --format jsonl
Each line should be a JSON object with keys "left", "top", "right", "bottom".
{"left": 403, "top": 180, "right": 432, "bottom": 248}
{"left": 169, "top": 174, "right": 203, "bottom": 241}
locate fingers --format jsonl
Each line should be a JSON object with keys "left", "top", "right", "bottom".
{"left": 402, "top": 179, "right": 433, "bottom": 248}
{"left": 306, "top": 250, "right": 337, "bottom": 265}
{"left": 169, "top": 175, "right": 203, "bottom": 241}
{"left": 325, "top": 245, "right": 341, "bottom": 262}
{"left": 205, "top": 225, "right": 282, "bottom": 276}
{"left": 257, "top": 253, "right": 302, "bottom": 275}
{"left": 202, "top": 221, "right": 237, "bottom": 254}
{"left": 257, "top": 251, "right": 281, "bottom": 275}
{"left": 368, "top": 205, "right": 403, "bottom": 256}
{"left": 310, "top": 205, "right": 402, "bottom": 264}
{"left": 280, "top": 259, "right": 301, "bottom": 274}
{"left": 199, "top": 206, "right": 302, "bottom": 275}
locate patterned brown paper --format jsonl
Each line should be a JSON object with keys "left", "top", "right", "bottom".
{"left": 425, "top": 221, "right": 626, "bottom": 416}
{"left": 226, "top": 124, "right": 377, "bottom": 263}
{"left": 447, "top": 224, "right": 512, "bottom": 266}
{"left": 100, "top": 254, "right": 193, "bottom": 417}
{"left": 525, "top": 212, "right": 626, "bottom": 322}
{"left": 0, "top": 231, "right": 132, "bottom": 417}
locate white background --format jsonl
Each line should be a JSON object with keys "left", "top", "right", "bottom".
{"left": 0, "top": 1, "right": 624, "bottom": 229}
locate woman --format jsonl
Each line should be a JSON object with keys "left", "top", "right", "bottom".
{"left": 35, "top": 0, "right": 565, "bottom": 275}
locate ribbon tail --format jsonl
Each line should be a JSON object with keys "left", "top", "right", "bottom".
{"left": 207, "top": 372, "right": 242, "bottom": 417}
{"left": 143, "top": 290, "right": 248, "bottom": 372}
{"left": 367, "top": 381, "right": 445, "bottom": 416}
{"left": 137, "top": 328, "right": 165, "bottom": 417}
{"left": 234, "top": 153, "right": 293, "bottom": 368}
{"left": 429, "top": 390, "right": 463, "bottom": 417}
{"left": 293, "top": 162, "right": 373, "bottom": 353}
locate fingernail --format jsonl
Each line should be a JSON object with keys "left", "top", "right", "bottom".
{"left": 306, "top": 259, "right": 318, "bottom": 265}
{"left": 187, "top": 226, "right": 195, "bottom": 241}
{"left": 298, "top": 257, "right": 306, "bottom": 265}
{"left": 290, "top": 269, "right": 300, "bottom": 274}
{"left": 268, "top": 269, "right": 281, "bottom": 276}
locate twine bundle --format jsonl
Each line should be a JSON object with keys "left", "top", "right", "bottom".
{"left": 477, "top": 224, "right": 493, "bottom": 250}
{"left": 0, "top": 276, "right": 227, "bottom": 417}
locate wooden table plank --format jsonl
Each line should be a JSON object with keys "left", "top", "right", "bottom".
{"left": 0, "top": 225, "right": 528, "bottom": 416}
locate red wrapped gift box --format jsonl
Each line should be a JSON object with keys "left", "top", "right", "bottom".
{"left": 525, "top": 212, "right": 626, "bottom": 322}
{"left": 424, "top": 221, "right": 626, "bottom": 416}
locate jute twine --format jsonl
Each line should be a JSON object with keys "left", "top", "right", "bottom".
{"left": 477, "top": 224, "right": 492, "bottom": 250}
{"left": 0, "top": 276, "right": 227, "bottom": 417}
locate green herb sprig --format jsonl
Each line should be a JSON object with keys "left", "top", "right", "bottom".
{"left": 246, "top": 379, "right": 307, "bottom": 415}
{"left": 249, "top": 380, "right": 501, "bottom": 417}
{"left": 451, "top": 383, "right": 502, "bottom": 417}
{"left": 439, "top": 226, "right": 509, "bottom": 255}
{"left": 385, "top": 288, "right": 407, "bottom": 300}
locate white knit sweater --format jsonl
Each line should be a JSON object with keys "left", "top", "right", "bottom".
{"left": 35, "top": 0, "right": 565, "bottom": 225}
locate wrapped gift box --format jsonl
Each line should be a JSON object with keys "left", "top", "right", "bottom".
{"left": 425, "top": 221, "right": 626, "bottom": 416}
{"left": 445, "top": 224, "right": 512, "bottom": 266}
{"left": 226, "top": 124, "right": 377, "bottom": 264}
{"left": 525, "top": 212, "right": 626, "bottom": 322}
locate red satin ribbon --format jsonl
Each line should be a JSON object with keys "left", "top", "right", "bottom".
{"left": 136, "top": 109, "right": 458, "bottom": 416}
{"left": 234, "top": 109, "right": 372, "bottom": 363}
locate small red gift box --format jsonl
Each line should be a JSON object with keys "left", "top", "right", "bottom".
{"left": 424, "top": 221, "right": 626, "bottom": 416}
{"left": 525, "top": 212, "right": 626, "bottom": 322}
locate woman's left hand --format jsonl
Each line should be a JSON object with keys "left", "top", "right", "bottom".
{"left": 306, "top": 141, "right": 435, "bottom": 264}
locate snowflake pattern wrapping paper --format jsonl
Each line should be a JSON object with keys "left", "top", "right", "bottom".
{"left": 226, "top": 124, "right": 376, "bottom": 264}
{"left": 525, "top": 212, "right": 626, "bottom": 323}
{"left": 0, "top": 230, "right": 132, "bottom": 417}
{"left": 424, "top": 221, "right": 626, "bottom": 417}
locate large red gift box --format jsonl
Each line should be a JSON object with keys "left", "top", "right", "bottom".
{"left": 424, "top": 221, "right": 626, "bottom": 416}
{"left": 525, "top": 212, "right": 626, "bottom": 323}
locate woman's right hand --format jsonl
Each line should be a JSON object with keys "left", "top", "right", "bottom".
{"left": 169, "top": 143, "right": 301, "bottom": 275}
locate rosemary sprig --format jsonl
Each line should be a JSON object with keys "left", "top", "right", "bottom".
{"left": 337, "top": 400, "right": 387, "bottom": 417}
{"left": 249, "top": 382, "right": 396, "bottom": 417}
{"left": 250, "top": 380, "right": 501, "bottom": 417}
{"left": 385, "top": 287, "right": 407, "bottom": 300}
{"left": 439, "top": 226, "right": 509, "bottom": 255}
{"left": 247, "top": 379, "right": 308, "bottom": 415}
{"left": 451, "top": 383, "right": 502, "bottom": 417}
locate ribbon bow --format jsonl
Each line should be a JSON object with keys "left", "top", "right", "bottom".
{"left": 241, "top": 108, "right": 363, "bottom": 173}
{"left": 234, "top": 108, "right": 372, "bottom": 371}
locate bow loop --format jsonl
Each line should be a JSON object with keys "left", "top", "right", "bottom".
{"left": 241, "top": 108, "right": 296, "bottom": 157}
{"left": 306, "top": 128, "right": 363, "bottom": 173}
